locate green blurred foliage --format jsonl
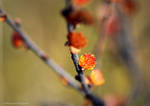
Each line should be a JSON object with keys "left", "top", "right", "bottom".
{"left": 0, "top": 0, "right": 150, "bottom": 106}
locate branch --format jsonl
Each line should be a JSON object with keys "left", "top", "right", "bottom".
{"left": 0, "top": 2, "right": 105, "bottom": 105}
{"left": 64, "top": 1, "right": 105, "bottom": 106}
{"left": 0, "top": 7, "right": 83, "bottom": 94}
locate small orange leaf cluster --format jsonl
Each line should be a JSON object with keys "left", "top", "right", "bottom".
{"left": 11, "top": 18, "right": 26, "bottom": 49}
{"left": 84, "top": 69, "right": 105, "bottom": 86}
{"left": 78, "top": 54, "right": 105, "bottom": 86}
{"left": 90, "top": 69, "right": 105, "bottom": 86}
{"left": 68, "top": 32, "right": 88, "bottom": 50}
{"left": 62, "top": 0, "right": 94, "bottom": 53}
{"left": 12, "top": 32, "right": 24, "bottom": 48}
{"left": 79, "top": 53, "right": 96, "bottom": 70}
{"left": 69, "top": 9, "right": 93, "bottom": 26}
{"left": 62, "top": 0, "right": 105, "bottom": 88}
{"left": 62, "top": 8, "right": 94, "bottom": 27}
{"left": 0, "top": 14, "right": 7, "bottom": 22}
{"left": 72, "top": 0, "right": 91, "bottom": 6}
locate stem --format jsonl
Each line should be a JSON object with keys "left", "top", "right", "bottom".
{"left": 71, "top": 53, "right": 91, "bottom": 94}
{"left": 64, "top": 1, "right": 105, "bottom": 106}
{"left": 0, "top": 8, "right": 82, "bottom": 93}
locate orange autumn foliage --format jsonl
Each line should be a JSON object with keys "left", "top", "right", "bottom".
{"left": 90, "top": 69, "right": 105, "bottom": 86}
{"left": 12, "top": 32, "right": 24, "bottom": 48}
{"left": 0, "top": 14, "right": 7, "bottom": 22}
{"left": 78, "top": 53, "right": 96, "bottom": 70}
{"left": 72, "top": 0, "right": 91, "bottom": 6}
{"left": 67, "top": 32, "right": 88, "bottom": 49}
{"left": 62, "top": 8, "right": 94, "bottom": 26}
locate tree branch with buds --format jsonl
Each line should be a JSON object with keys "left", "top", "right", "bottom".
{"left": 62, "top": 0, "right": 105, "bottom": 105}
{"left": 0, "top": 0, "right": 105, "bottom": 105}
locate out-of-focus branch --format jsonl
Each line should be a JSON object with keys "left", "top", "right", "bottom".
{"left": 0, "top": 7, "right": 83, "bottom": 93}
{"left": 111, "top": 3, "right": 143, "bottom": 106}
{"left": 94, "top": 0, "right": 143, "bottom": 105}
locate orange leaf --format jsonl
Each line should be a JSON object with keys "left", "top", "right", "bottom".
{"left": 0, "top": 14, "right": 7, "bottom": 22}
{"left": 90, "top": 69, "right": 105, "bottom": 86}
{"left": 72, "top": 0, "right": 91, "bottom": 6}
{"left": 67, "top": 32, "right": 88, "bottom": 49}
{"left": 79, "top": 53, "right": 96, "bottom": 70}
{"left": 62, "top": 9, "right": 94, "bottom": 26}
{"left": 12, "top": 32, "right": 24, "bottom": 48}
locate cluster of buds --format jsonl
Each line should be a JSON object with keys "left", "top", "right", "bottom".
{"left": 62, "top": 0, "right": 94, "bottom": 54}
{"left": 77, "top": 53, "right": 105, "bottom": 87}
{"left": 0, "top": 13, "right": 7, "bottom": 22}
{"left": 79, "top": 54, "right": 105, "bottom": 87}
{"left": 62, "top": 0, "right": 105, "bottom": 88}
{"left": 0, "top": 13, "right": 26, "bottom": 49}
{"left": 12, "top": 31, "right": 24, "bottom": 48}
{"left": 62, "top": 7, "right": 94, "bottom": 28}
{"left": 12, "top": 18, "right": 26, "bottom": 48}
{"left": 90, "top": 69, "right": 105, "bottom": 86}
{"left": 72, "top": 0, "right": 91, "bottom": 7}
{"left": 78, "top": 53, "right": 96, "bottom": 70}
{"left": 67, "top": 32, "right": 88, "bottom": 54}
{"left": 62, "top": 0, "right": 94, "bottom": 29}
{"left": 84, "top": 69, "right": 105, "bottom": 87}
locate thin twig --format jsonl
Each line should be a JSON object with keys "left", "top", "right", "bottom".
{"left": 0, "top": 7, "right": 83, "bottom": 93}
{"left": 0, "top": 3, "right": 105, "bottom": 105}
{"left": 64, "top": 0, "right": 105, "bottom": 106}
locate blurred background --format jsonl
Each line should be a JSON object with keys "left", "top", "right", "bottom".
{"left": 0, "top": 0, "right": 150, "bottom": 106}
